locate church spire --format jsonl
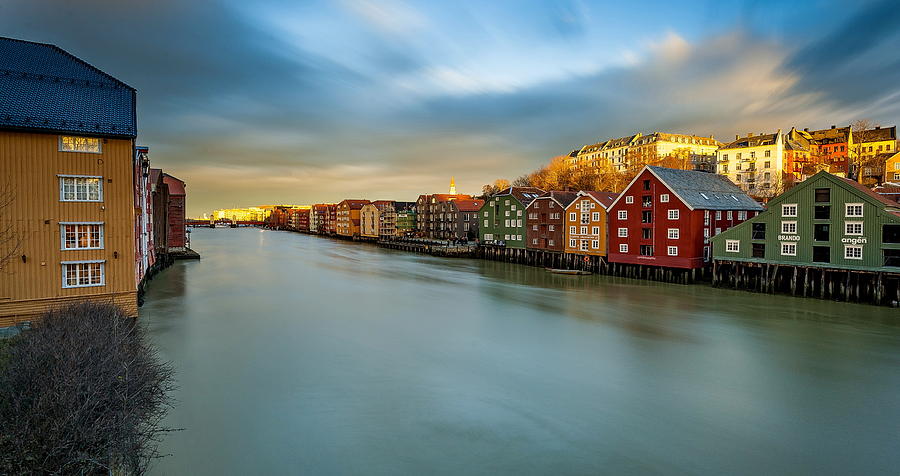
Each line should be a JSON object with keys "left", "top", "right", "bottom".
{"left": 449, "top": 176, "right": 456, "bottom": 194}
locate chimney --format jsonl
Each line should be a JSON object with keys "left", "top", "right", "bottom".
{"left": 735, "top": 134, "right": 740, "bottom": 140}
{"left": 876, "top": 126, "right": 881, "bottom": 130}
{"left": 831, "top": 125, "right": 836, "bottom": 129}
{"left": 747, "top": 132, "right": 754, "bottom": 137}
{"left": 804, "top": 128, "right": 809, "bottom": 132}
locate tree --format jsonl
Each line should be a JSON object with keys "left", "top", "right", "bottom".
{"left": 480, "top": 178, "right": 511, "bottom": 198}
{"left": 849, "top": 118, "right": 884, "bottom": 185}
{"left": 0, "top": 303, "right": 176, "bottom": 475}
{"left": 0, "top": 180, "right": 20, "bottom": 272}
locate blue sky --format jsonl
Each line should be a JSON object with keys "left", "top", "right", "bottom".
{"left": 2, "top": 0, "right": 899, "bottom": 215}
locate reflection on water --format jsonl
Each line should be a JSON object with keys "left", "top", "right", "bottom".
{"left": 143, "top": 228, "right": 900, "bottom": 476}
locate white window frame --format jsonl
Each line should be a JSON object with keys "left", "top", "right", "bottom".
{"left": 569, "top": 226, "right": 576, "bottom": 235}
{"left": 569, "top": 239, "right": 576, "bottom": 248}
{"left": 660, "top": 194, "right": 669, "bottom": 203}
{"left": 667, "top": 246, "right": 678, "bottom": 256}
{"left": 667, "top": 228, "right": 679, "bottom": 239}
{"left": 591, "top": 226, "right": 600, "bottom": 235}
{"left": 844, "top": 245, "right": 863, "bottom": 260}
{"left": 625, "top": 196, "right": 634, "bottom": 204}
{"left": 59, "top": 222, "right": 104, "bottom": 250}
{"left": 591, "top": 240, "right": 599, "bottom": 249}
{"left": 844, "top": 221, "right": 863, "bottom": 236}
{"left": 782, "top": 203, "right": 798, "bottom": 217}
{"left": 61, "top": 260, "right": 106, "bottom": 288}
{"left": 591, "top": 212, "right": 600, "bottom": 221}
{"left": 668, "top": 209, "right": 679, "bottom": 220}
{"left": 725, "top": 239, "right": 740, "bottom": 253}
{"left": 58, "top": 175, "right": 103, "bottom": 202}
{"left": 845, "top": 203, "right": 864, "bottom": 218}
{"left": 569, "top": 212, "right": 576, "bottom": 221}
{"left": 780, "top": 242, "right": 797, "bottom": 256}
{"left": 58, "top": 135, "right": 102, "bottom": 154}
{"left": 618, "top": 210, "right": 627, "bottom": 220}
{"left": 781, "top": 221, "right": 797, "bottom": 234}
{"left": 618, "top": 227, "right": 628, "bottom": 238}
{"left": 619, "top": 244, "right": 628, "bottom": 253}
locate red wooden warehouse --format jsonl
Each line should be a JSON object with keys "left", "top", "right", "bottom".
{"left": 526, "top": 191, "right": 578, "bottom": 252}
{"left": 162, "top": 173, "right": 187, "bottom": 252}
{"left": 607, "top": 166, "right": 763, "bottom": 269}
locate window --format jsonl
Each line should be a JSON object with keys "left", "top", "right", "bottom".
{"left": 619, "top": 244, "right": 628, "bottom": 253}
{"left": 715, "top": 211, "right": 721, "bottom": 220}
{"left": 814, "top": 224, "right": 830, "bottom": 241}
{"left": 813, "top": 246, "right": 830, "bottom": 263}
{"left": 581, "top": 240, "right": 588, "bottom": 251}
{"left": 884, "top": 225, "right": 900, "bottom": 244}
{"left": 569, "top": 239, "right": 576, "bottom": 247}
{"left": 782, "top": 203, "right": 798, "bottom": 217}
{"left": 517, "top": 219, "right": 522, "bottom": 227}
{"left": 548, "top": 225, "right": 554, "bottom": 232}
{"left": 726, "top": 240, "right": 740, "bottom": 252}
{"left": 483, "top": 219, "right": 488, "bottom": 227}
{"left": 569, "top": 212, "right": 576, "bottom": 221}
{"left": 643, "top": 180, "right": 651, "bottom": 190}
{"left": 640, "top": 245, "right": 653, "bottom": 256}
{"left": 591, "top": 212, "right": 600, "bottom": 221}
{"left": 704, "top": 211, "right": 710, "bottom": 226}
{"left": 484, "top": 211, "right": 489, "bottom": 217}
{"left": 62, "top": 260, "right": 105, "bottom": 288}
{"left": 815, "top": 206, "right": 830, "bottom": 220}
{"left": 844, "top": 222, "right": 863, "bottom": 235}
{"left": 642, "top": 196, "right": 652, "bottom": 207}
{"left": 815, "top": 188, "right": 830, "bottom": 202}
{"left": 517, "top": 210, "right": 522, "bottom": 217}
{"left": 59, "top": 136, "right": 101, "bottom": 153}
{"left": 591, "top": 226, "right": 599, "bottom": 235}
{"left": 764, "top": 150, "right": 771, "bottom": 158}
{"left": 750, "top": 151, "right": 756, "bottom": 159}
{"left": 618, "top": 228, "right": 628, "bottom": 237}
{"left": 569, "top": 225, "right": 576, "bottom": 234}
{"left": 625, "top": 196, "right": 634, "bottom": 204}
{"left": 516, "top": 235, "right": 521, "bottom": 241}
{"left": 504, "top": 219, "right": 510, "bottom": 227}
{"left": 642, "top": 211, "right": 653, "bottom": 223}
{"left": 845, "top": 203, "right": 863, "bottom": 217}
{"left": 505, "top": 210, "right": 510, "bottom": 217}
{"left": 591, "top": 240, "right": 599, "bottom": 249}
{"left": 727, "top": 211, "right": 733, "bottom": 220}
{"left": 781, "top": 242, "right": 797, "bottom": 256}
{"left": 580, "top": 226, "right": 588, "bottom": 234}
{"left": 844, "top": 245, "right": 862, "bottom": 260}
{"left": 532, "top": 238, "right": 538, "bottom": 245}
{"left": 752, "top": 243, "right": 765, "bottom": 258}
{"left": 667, "top": 209, "right": 679, "bottom": 220}
{"left": 532, "top": 225, "right": 538, "bottom": 231}
{"left": 505, "top": 234, "right": 510, "bottom": 240}
{"left": 642, "top": 228, "right": 652, "bottom": 239}
{"left": 737, "top": 211, "right": 747, "bottom": 220}
{"left": 781, "top": 221, "right": 797, "bottom": 234}
{"left": 618, "top": 210, "right": 627, "bottom": 220}
{"left": 715, "top": 227, "right": 722, "bottom": 235}
{"left": 59, "top": 176, "right": 102, "bottom": 202}
{"left": 667, "top": 246, "right": 678, "bottom": 256}
{"left": 60, "top": 223, "right": 103, "bottom": 250}
{"left": 667, "top": 228, "right": 679, "bottom": 239}
{"left": 704, "top": 228, "right": 710, "bottom": 238}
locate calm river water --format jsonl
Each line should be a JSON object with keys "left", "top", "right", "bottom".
{"left": 143, "top": 228, "right": 900, "bottom": 475}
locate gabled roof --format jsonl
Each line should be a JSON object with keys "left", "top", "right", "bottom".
{"left": 854, "top": 126, "right": 896, "bottom": 143}
{"left": 837, "top": 176, "right": 900, "bottom": 211}
{"left": 162, "top": 173, "right": 185, "bottom": 196}
{"left": 338, "top": 199, "right": 370, "bottom": 209}
{"left": 602, "top": 133, "right": 641, "bottom": 149}
{"left": 610, "top": 166, "right": 763, "bottom": 211}
{"left": 808, "top": 126, "right": 850, "bottom": 143}
{"left": 452, "top": 199, "right": 485, "bottom": 212}
{"left": 495, "top": 187, "right": 545, "bottom": 205}
{"left": 532, "top": 191, "right": 578, "bottom": 208}
{"left": 0, "top": 37, "right": 136, "bottom": 137}
{"left": 574, "top": 190, "right": 619, "bottom": 209}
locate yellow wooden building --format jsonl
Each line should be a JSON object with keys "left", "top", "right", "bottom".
{"left": 0, "top": 37, "right": 139, "bottom": 326}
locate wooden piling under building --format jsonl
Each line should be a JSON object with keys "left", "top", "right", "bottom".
{"left": 712, "top": 260, "right": 900, "bottom": 306}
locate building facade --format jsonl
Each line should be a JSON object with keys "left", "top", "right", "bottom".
{"left": 712, "top": 171, "right": 900, "bottom": 271}
{"left": 449, "top": 199, "right": 484, "bottom": 241}
{"left": 716, "top": 131, "right": 786, "bottom": 198}
{"left": 0, "top": 37, "right": 139, "bottom": 325}
{"left": 563, "top": 191, "right": 618, "bottom": 256}
{"left": 336, "top": 199, "right": 370, "bottom": 237}
{"left": 394, "top": 202, "right": 417, "bottom": 237}
{"left": 525, "top": 192, "right": 577, "bottom": 252}
{"left": 478, "top": 187, "right": 544, "bottom": 248}
{"left": 608, "top": 166, "right": 763, "bottom": 269}
{"left": 360, "top": 200, "right": 394, "bottom": 238}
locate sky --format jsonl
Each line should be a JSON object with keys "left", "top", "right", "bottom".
{"left": 3, "top": 0, "right": 900, "bottom": 216}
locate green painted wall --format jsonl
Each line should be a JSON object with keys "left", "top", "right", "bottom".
{"left": 479, "top": 195, "right": 528, "bottom": 248}
{"left": 711, "top": 172, "right": 900, "bottom": 271}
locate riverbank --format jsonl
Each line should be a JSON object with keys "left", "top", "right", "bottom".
{"left": 264, "top": 227, "right": 900, "bottom": 307}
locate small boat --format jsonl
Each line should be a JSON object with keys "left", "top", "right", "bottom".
{"left": 546, "top": 268, "right": 591, "bottom": 275}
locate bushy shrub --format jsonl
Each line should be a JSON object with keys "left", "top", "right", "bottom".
{"left": 0, "top": 302, "right": 175, "bottom": 475}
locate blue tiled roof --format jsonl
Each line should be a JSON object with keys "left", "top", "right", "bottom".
{"left": 647, "top": 166, "right": 764, "bottom": 211}
{"left": 0, "top": 37, "right": 136, "bottom": 137}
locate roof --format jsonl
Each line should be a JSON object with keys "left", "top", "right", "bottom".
{"left": 577, "top": 191, "right": 619, "bottom": 209}
{"left": 162, "top": 173, "right": 186, "bottom": 196}
{"left": 854, "top": 126, "right": 896, "bottom": 143}
{"left": 496, "top": 187, "right": 545, "bottom": 205}
{"left": 603, "top": 133, "right": 641, "bottom": 149}
{"left": 0, "top": 37, "right": 136, "bottom": 137}
{"left": 808, "top": 126, "right": 850, "bottom": 143}
{"left": 338, "top": 199, "right": 370, "bottom": 209}
{"left": 719, "top": 132, "right": 780, "bottom": 150}
{"left": 149, "top": 168, "right": 162, "bottom": 184}
{"left": 429, "top": 193, "right": 473, "bottom": 202}
{"left": 533, "top": 191, "right": 578, "bottom": 208}
{"left": 452, "top": 199, "right": 485, "bottom": 212}
{"left": 837, "top": 176, "right": 900, "bottom": 210}
{"left": 615, "top": 166, "right": 763, "bottom": 211}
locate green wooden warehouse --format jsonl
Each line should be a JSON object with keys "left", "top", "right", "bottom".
{"left": 710, "top": 171, "right": 900, "bottom": 304}
{"left": 478, "top": 187, "right": 544, "bottom": 249}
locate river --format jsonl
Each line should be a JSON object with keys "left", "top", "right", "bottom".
{"left": 143, "top": 228, "right": 900, "bottom": 475}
